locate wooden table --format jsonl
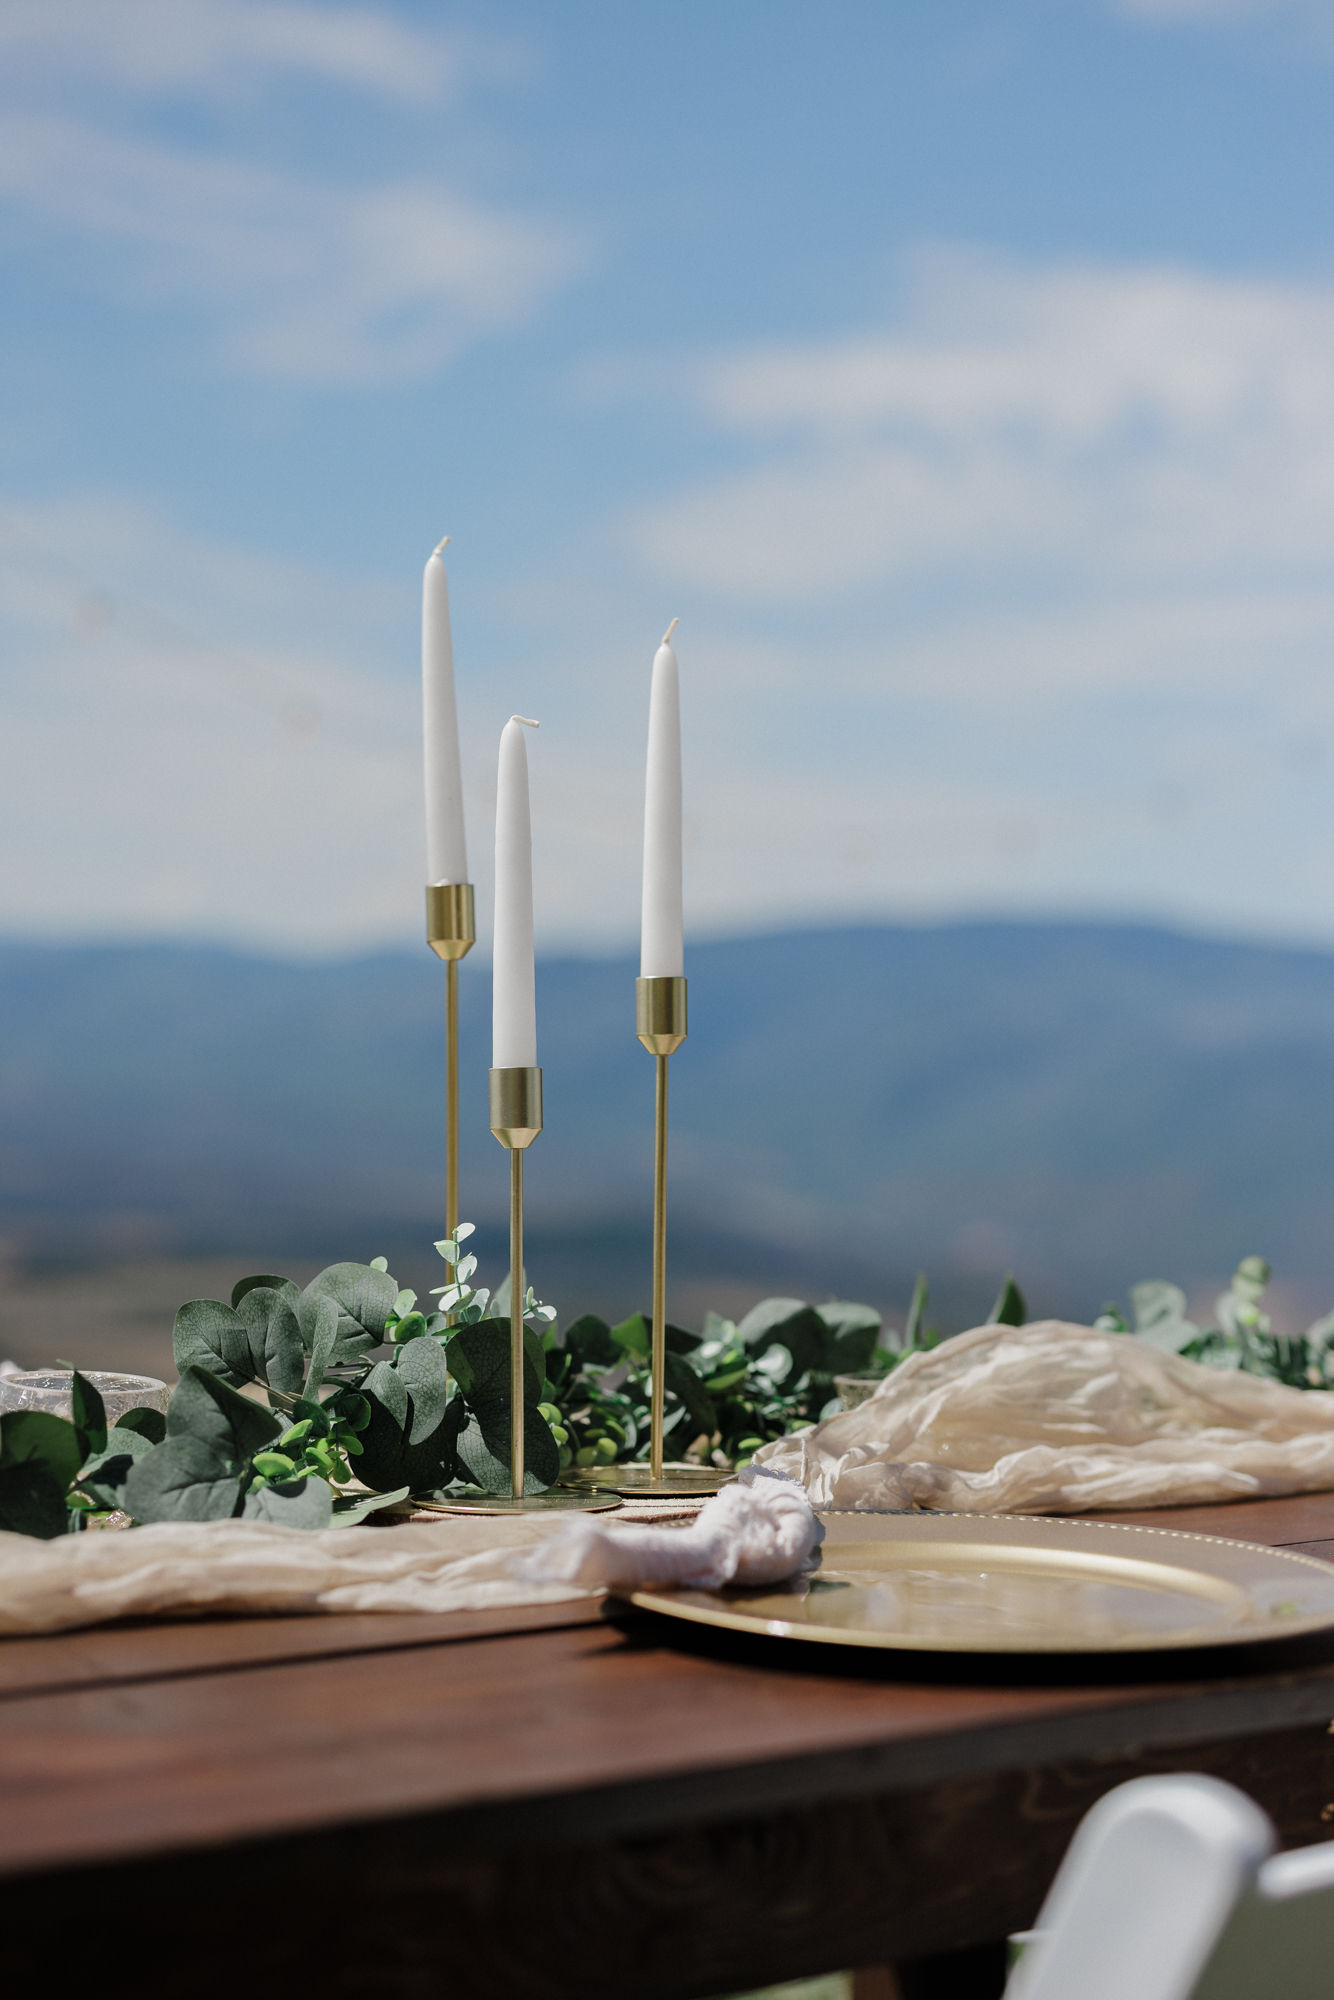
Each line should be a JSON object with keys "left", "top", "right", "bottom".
{"left": 7, "top": 1494, "right": 1334, "bottom": 2000}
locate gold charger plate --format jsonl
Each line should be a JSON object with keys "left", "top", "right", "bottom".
{"left": 628, "top": 1512, "right": 1334, "bottom": 1654}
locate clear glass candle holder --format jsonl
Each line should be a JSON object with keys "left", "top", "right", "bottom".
{"left": 0, "top": 1370, "right": 170, "bottom": 1425}
{"left": 834, "top": 1371, "right": 890, "bottom": 1411}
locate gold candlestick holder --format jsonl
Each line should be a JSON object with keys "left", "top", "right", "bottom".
{"left": 562, "top": 976, "right": 727, "bottom": 1499}
{"left": 426, "top": 883, "right": 476, "bottom": 1245}
{"left": 439, "top": 1066, "right": 614, "bottom": 1515}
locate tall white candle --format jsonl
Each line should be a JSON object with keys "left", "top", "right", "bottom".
{"left": 641, "top": 619, "right": 684, "bottom": 978}
{"left": 492, "top": 716, "right": 539, "bottom": 1068}
{"left": 422, "top": 536, "right": 468, "bottom": 884}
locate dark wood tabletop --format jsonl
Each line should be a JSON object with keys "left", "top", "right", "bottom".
{"left": 7, "top": 1493, "right": 1334, "bottom": 2000}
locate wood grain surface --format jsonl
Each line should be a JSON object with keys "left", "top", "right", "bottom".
{"left": 2, "top": 1491, "right": 1334, "bottom": 2000}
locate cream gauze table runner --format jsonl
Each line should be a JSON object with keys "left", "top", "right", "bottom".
{"left": 5, "top": 1323, "right": 1334, "bottom": 1634}
{"left": 0, "top": 1467, "right": 821, "bottom": 1636}
{"left": 756, "top": 1320, "right": 1334, "bottom": 1512}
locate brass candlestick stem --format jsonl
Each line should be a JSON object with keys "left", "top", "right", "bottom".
{"left": 436, "top": 1066, "right": 613, "bottom": 1515}
{"left": 562, "top": 975, "right": 726, "bottom": 1500}
{"left": 426, "top": 884, "right": 476, "bottom": 1243}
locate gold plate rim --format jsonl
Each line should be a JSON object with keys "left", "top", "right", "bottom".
{"left": 627, "top": 1511, "right": 1334, "bottom": 1655}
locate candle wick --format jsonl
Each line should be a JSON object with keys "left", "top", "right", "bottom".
{"left": 432, "top": 534, "right": 452, "bottom": 556}
{"left": 512, "top": 715, "right": 540, "bottom": 729}
{"left": 662, "top": 617, "right": 680, "bottom": 645}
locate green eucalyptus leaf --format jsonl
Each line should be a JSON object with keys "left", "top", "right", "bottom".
{"left": 330, "top": 1486, "right": 410, "bottom": 1526}
{"left": 251, "top": 1451, "right": 297, "bottom": 1479}
{"left": 752, "top": 1305, "right": 828, "bottom": 1387}
{"left": 447, "top": 1319, "right": 545, "bottom": 1406}
{"left": 1131, "top": 1279, "right": 1190, "bottom": 1330}
{"left": 299, "top": 1262, "right": 398, "bottom": 1361}
{"left": 988, "top": 1276, "right": 1028, "bottom": 1329}
{"left": 607, "top": 1313, "right": 699, "bottom": 1358}
{"left": 360, "top": 1356, "right": 408, "bottom": 1428}
{"left": 735, "top": 1298, "right": 811, "bottom": 1348}
{"left": 241, "top": 1475, "right": 333, "bottom": 1529}
{"left": 816, "top": 1301, "right": 881, "bottom": 1374}
{"left": 166, "top": 1365, "right": 282, "bottom": 1464}
{"left": 75, "top": 1429, "right": 153, "bottom": 1511}
{"left": 114, "top": 1406, "right": 167, "bottom": 1445}
{"left": 1, "top": 1410, "right": 83, "bottom": 1489}
{"left": 1130, "top": 1280, "right": 1199, "bottom": 1353}
{"left": 1233, "top": 1256, "right": 1272, "bottom": 1300}
{"left": 608, "top": 1313, "right": 649, "bottom": 1357}
{"left": 331, "top": 1390, "right": 371, "bottom": 1434}
{"left": 231, "top": 1274, "right": 299, "bottom": 1311}
{"left": 663, "top": 1352, "right": 717, "bottom": 1438}
{"left": 0, "top": 1462, "right": 68, "bottom": 1538}
{"left": 394, "top": 1333, "right": 451, "bottom": 1440}
{"left": 904, "top": 1273, "right": 929, "bottom": 1348}
{"left": 561, "top": 1314, "right": 618, "bottom": 1366}
{"left": 236, "top": 1286, "right": 307, "bottom": 1394}
{"left": 389, "top": 1312, "right": 429, "bottom": 1345}
{"left": 301, "top": 1292, "right": 342, "bottom": 1399}
{"left": 286, "top": 1398, "right": 330, "bottom": 1437}
{"left": 70, "top": 1370, "right": 108, "bottom": 1459}
{"left": 453, "top": 1403, "right": 559, "bottom": 1495}
{"left": 701, "top": 1360, "right": 751, "bottom": 1393}
{"left": 173, "top": 1298, "right": 253, "bottom": 1387}
{"left": 123, "top": 1436, "right": 240, "bottom": 1523}
{"left": 356, "top": 1344, "right": 462, "bottom": 1494}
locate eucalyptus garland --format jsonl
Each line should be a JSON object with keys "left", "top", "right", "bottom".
{"left": 0, "top": 1240, "right": 1326, "bottom": 1539}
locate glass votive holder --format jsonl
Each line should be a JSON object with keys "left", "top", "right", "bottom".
{"left": 0, "top": 1370, "right": 171, "bottom": 1425}
{"left": 834, "top": 1371, "right": 890, "bottom": 1411}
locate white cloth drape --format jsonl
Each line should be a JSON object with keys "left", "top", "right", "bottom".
{"left": 755, "top": 1321, "right": 1334, "bottom": 1513}
{"left": 0, "top": 1466, "right": 820, "bottom": 1635}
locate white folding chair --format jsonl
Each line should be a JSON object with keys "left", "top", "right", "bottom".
{"left": 1004, "top": 1774, "right": 1275, "bottom": 2000}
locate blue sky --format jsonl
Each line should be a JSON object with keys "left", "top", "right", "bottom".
{"left": 5, "top": 0, "right": 1334, "bottom": 954}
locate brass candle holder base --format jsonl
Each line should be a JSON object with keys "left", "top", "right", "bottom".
{"left": 483, "top": 1065, "right": 614, "bottom": 1516}
{"left": 416, "top": 1488, "right": 618, "bottom": 1516}
{"left": 560, "top": 1462, "right": 729, "bottom": 1499}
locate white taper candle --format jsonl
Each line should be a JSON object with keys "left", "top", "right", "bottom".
{"left": 641, "top": 619, "right": 684, "bottom": 978}
{"left": 422, "top": 537, "right": 468, "bottom": 884}
{"left": 492, "top": 716, "right": 539, "bottom": 1068}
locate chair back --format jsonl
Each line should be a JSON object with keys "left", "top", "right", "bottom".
{"left": 1004, "top": 1774, "right": 1273, "bottom": 2000}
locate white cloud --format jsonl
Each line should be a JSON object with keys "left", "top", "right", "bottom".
{"left": 0, "top": 112, "right": 582, "bottom": 381}
{"left": 1111, "top": 0, "right": 1334, "bottom": 56}
{"left": 1116, "top": 0, "right": 1316, "bottom": 19}
{"left": 0, "top": 0, "right": 476, "bottom": 102}
{"left": 0, "top": 492, "right": 424, "bottom": 948}
{"left": 6, "top": 485, "right": 1334, "bottom": 957}
{"left": 627, "top": 248, "right": 1334, "bottom": 598}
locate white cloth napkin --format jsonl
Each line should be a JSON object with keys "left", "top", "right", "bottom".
{"left": 754, "top": 1320, "right": 1334, "bottom": 1513}
{"left": 526, "top": 1465, "right": 824, "bottom": 1592}
{"left": 0, "top": 1466, "right": 821, "bottom": 1636}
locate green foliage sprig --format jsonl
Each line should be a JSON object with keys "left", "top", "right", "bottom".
{"left": 2, "top": 1241, "right": 1330, "bottom": 1540}
{"left": 541, "top": 1294, "right": 886, "bottom": 1471}
{"left": 1096, "top": 1255, "right": 1334, "bottom": 1387}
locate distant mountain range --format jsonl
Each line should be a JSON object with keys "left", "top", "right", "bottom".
{"left": 2, "top": 921, "right": 1333, "bottom": 1330}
